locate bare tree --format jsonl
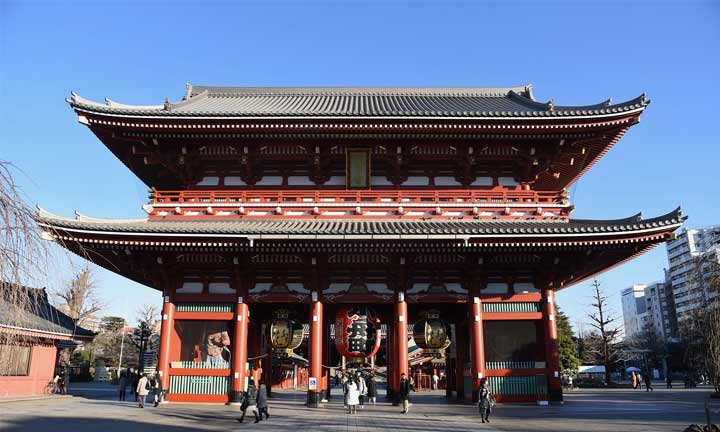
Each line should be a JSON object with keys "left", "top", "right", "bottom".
{"left": 130, "top": 304, "right": 160, "bottom": 371}
{"left": 587, "top": 279, "right": 623, "bottom": 384}
{"left": 0, "top": 160, "right": 52, "bottom": 342}
{"left": 691, "top": 248, "right": 720, "bottom": 394}
{"left": 53, "top": 268, "right": 104, "bottom": 328}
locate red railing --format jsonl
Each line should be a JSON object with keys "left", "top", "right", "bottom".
{"left": 151, "top": 189, "right": 566, "bottom": 206}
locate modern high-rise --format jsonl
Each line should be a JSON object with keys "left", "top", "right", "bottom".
{"left": 621, "top": 281, "right": 675, "bottom": 342}
{"left": 666, "top": 226, "right": 720, "bottom": 322}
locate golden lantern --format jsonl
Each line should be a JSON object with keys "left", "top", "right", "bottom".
{"left": 268, "top": 309, "right": 303, "bottom": 351}
{"left": 413, "top": 310, "right": 450, "bottom": 350}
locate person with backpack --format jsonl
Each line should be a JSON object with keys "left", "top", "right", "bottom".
{"left": 478, "top": 380, "right": 494, "bottom": 423}
{"left": 237, "top": 380, "right": 258, "bottom": 423}
{"left": 136, "top": 373, "right": 150, "bottom": 408}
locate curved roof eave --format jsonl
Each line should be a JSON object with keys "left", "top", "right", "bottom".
{"left": 66, "top": 85, "right": 649, "bottom": 121}
{"left": 35, "top": 207, "right": 685, "bottom": 240}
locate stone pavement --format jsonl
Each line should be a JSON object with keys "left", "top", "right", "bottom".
{"left": 0, "top": 383, "right": 718, "bottom": 432}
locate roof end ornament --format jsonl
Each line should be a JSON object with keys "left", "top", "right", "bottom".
{"left": 546, "top": 99, "right": 554, "bottom": 111}
{"left": 184, "top": 82, "right": 193, "bottom": 100}
{"left": 164, "top": 97, "right": 171, "bottom": 111}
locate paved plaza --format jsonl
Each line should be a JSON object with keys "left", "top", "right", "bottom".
{"left": 1, "top": 384, "right": 718, "bottom": 432}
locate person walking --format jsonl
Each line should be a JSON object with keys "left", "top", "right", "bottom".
{"left": 432, "top": 373, "right": 439, "bottom": 390}
{"left": 399, "top": 373, "right": 411, "bottom": 414}
{"left": 367, "top": 375, "right": 377, "bottom": 405}
{"left": 666, "top": 372, "right": 672, "bottom": 389}
{"left": 357, "top": 373, "right": 367, "bottom": 409}
{"left": 256, "top": 383, "right": 269, "bottom": 422}
{"left": 346, "top": 379, "right": 360, "bottom": 414}
{"left": 644, "top": 372, "right": 654, "bottom": 392}
{"left": 478, "top": 380, "right": 493, "bottom": 423}
{"left": 630, "top": 371, "right": 638, "bottom": 390}
{"left": 136, "top": 374, "right": 150, "bottom": 408}
{"left": 342, "top": 375, "right": 349, "bottom": 408}
{"left": 237, "top": 380, "right": 258, "bottom": 423}
{"left": 118, "top": 371, "right": 128, "bottom": 401}
{"left": 150, "top": 375, "right": 162, "bottom": 407}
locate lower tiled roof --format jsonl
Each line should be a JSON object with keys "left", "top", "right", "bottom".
{"left": 36, "top": 208, "right": 684, "bottom": 238}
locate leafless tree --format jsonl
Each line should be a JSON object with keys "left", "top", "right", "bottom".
{"left": 691, "top": 248, "right": 720, "bottom": 394}
{"left": 0, "top": 160, "right": 52, "bottom": 342}
{"left": 587, "top": 279, "right": 623, "bottom": 384}
{"left": 52, "top": 268, "right": 104, "bottom": 328}
{"left": 130, "top": 304, "right": 160, "bottom": 370}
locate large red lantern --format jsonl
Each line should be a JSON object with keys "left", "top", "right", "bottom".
{"left": 335, "top": 306, "right": 381, "bottom": 358}
{"left": 413, "top": 310, "right": 450, "bottom": 350}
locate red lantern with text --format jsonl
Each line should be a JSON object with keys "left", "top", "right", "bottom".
{"left": 335, "top": 306, "right": 381, "bottom": 358}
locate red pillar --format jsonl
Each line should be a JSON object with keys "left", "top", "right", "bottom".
{"left": 542, "top": 288, "right": 563, "bottom": 401}
{"left": 469, "top": 296, "right": 485, "bottom": 402}
{"left": 395, "top": 293, "right": 408, "bottom": 401}
{"left": 157, "top": 293, "right": 175, "bottom": 397}
{"left": 307, "top": 292, "right": 323, "bottom": 407}
{"left": 230, "top": 298, "right": 249, "bottom": 403}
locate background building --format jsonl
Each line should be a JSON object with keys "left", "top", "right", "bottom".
{"left": 666, "top": 225, "right": 720, "bottom": 322}
{"left": 621, "top": 281, "right": 675, "bottom": 343}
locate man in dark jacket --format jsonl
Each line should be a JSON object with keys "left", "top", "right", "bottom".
{"left": 399, "top": 373, "right": 411, "bottom": 413}
{"left": 237, "top": 380, "right": 258, "bottom": 423}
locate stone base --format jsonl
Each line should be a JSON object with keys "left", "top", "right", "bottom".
{"left": 548, "top": 388, "right": 564, "bottom": 402}
{"left": 307, "top": 390, "right": 320, "bottom": 407}
{"left": 229, "top": 390, "right": 244, "bottom": 404}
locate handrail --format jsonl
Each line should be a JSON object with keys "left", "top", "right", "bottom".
{"left": 151, "top": 189, "right": 566, "bottom": 206}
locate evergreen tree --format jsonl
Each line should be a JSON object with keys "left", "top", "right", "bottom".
{"left": 556, "top": 305, "right": 580, "bottom": 375}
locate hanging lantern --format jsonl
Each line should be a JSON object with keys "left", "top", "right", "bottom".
{"left": 335, "top": 306, "right": 381, "bottom": 358}
{"left": 413, "top": 310, "right": 450, "bottom": 350}
{"left": 268, "top": 309, "right": 304, "bottom": 351}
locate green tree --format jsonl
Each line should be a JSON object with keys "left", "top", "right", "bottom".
{"left": 556, "top": 306, "right": 580, "bottom": 375}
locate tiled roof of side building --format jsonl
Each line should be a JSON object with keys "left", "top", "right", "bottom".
{"left": 0, "top": 285, "right": 95, "bottom": 338}
{"left": 35, "top": 207, "right": 684, "bottom": 238}
{"left": 67, "top": 84, "right": 649, "bottom": 119}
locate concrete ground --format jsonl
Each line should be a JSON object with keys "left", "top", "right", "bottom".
{"left": 0, "top": 382, "right": 718, "bottom": 432}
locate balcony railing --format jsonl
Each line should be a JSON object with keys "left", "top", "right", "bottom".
{"left": 146, "top": 189, "right": 571, "bottom": 220}
{"left": 152, "top": 189, "right": 566, "bottom": 206}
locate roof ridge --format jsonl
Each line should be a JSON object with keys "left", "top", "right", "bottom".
{"left": 189, "top": 85, "right": 532, "bottom": 98}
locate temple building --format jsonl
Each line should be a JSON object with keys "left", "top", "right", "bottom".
{"left": 37, "top": 84, "right": 683, "bottom": 405}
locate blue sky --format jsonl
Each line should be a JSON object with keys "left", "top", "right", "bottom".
{"left": 1, "top": 1, "right": 719, "bottom": 328}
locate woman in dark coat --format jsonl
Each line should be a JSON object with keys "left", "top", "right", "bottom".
{"left": 237, "top": 381, "right": 258, "bottom": 423}
{"left": 478, "top": 380, "right": 493, "bottom": 423}
{"left": 367, "top": 375, "right": 377, "bottom": 405}
{"left": 256, "top": 383, "right": 269, "bottom": 422}
{"left": 399, "top": 373, "right": 411, "bottom": 413}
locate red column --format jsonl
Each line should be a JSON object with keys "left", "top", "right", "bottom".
{"left": 395, "top": 293, "right": 408, "bottom": 400}
{"left": 307, "top": 292, "right": 323, "bottom": 407}
{"left": 542, "top": 288, "right": 563, "bottom": 401}
{"left": 230, "top": 298, "right": 249, "bottom": 403}
{"left": 469, "top": 296, "right": 485, "bottom": 402}
{"left": 157, "top": 294, "right": 175, "bottom": 396}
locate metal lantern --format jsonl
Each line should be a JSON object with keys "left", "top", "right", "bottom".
{"left": 335, "top": 306, "right": 381, "bottom": 358}
{"left": 268, "top": 309, "right": 304, "bottom": 351}
{"left": 413, "top": 311, "right": 450, "bottom": 350}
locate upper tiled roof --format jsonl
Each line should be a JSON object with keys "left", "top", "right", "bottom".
{"left": 67, "top": 84, "right": 649, "bottom": 119}
{"left": 0, "top": 285, "right": 95, "bottom": 338}
{"left": 36, "top": 207, "right": 683, "bottom": 238}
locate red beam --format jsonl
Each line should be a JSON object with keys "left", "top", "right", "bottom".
{"left": 167, "top": 394, "right": 229, "bottom": 403}
{"left": 173, "top": 312, "right": 234, "bottom": 320}
{"left": 482, "top": 312, "right": 543, "bottom": 321}
{"left": 168, "top": 368, "right": 231, "bottom": 376}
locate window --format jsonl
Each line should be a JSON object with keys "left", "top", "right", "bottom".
{"left": 0, "top": 344, "right": 31, "bottom": 376}
{"left": 346, "top": 149, "right": 370, "bottom": 189}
